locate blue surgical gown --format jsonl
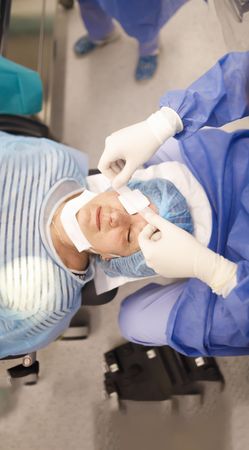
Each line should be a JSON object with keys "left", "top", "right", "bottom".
{"left": 160, "top": 51, "right": 249, "bottom": 139}
{"left": 120, "top": 51, "right": 249, "bottom": 357}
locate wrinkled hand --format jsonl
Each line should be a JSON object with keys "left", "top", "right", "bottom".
{"left": 139, "top": 211, "right": 237, "bottom": 296}
{"left": 98, "top": 107, "right": 183, "bottom": 189}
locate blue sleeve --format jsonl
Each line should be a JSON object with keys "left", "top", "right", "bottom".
{"left": 221, "top": 261, "right": 249, "bottom": 342}
{"left": 160, "top": 52, "right": 249, "bottom": 139}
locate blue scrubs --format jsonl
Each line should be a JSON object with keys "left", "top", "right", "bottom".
{"left": 78, "top": 0, "right": 188, "bottom": 56}
{"left": 160, "top": 51, "right": 249, "bottom": 139}
{"left": 119, "top": 51, "right": 249, "bottom": 357}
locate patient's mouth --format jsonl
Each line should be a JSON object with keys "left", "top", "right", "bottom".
{"left": 96, "top": 206, "right": 101, "bottom": 230}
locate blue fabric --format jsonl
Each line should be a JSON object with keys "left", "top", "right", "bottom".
{"left": 101, "top": 248, "right": 156, "bottom": 279}
{"left": 78, "top": 0, "right": 188, "bottom": 45}
{"left": 129, "top": 179, "right": 193, "bottom": 233}
{"left": 0, "top": 56, "right": 42, "bottom": 115}
{"left": 138, "top": 35, "right": 159, "bottom": 57}
{"left": 120, "top": 128, "right": 249, "bottom": 357}
{"left": 99, "top": 178, "right": 193, "bottom": 278}
{"left": 166, "top": 128, "right": 249, "bottom": 356}
{"left": 118, "top": 51, "right": 249, "bottom": 356}
{"left": 135, "top": 55, "right": 158, "bottom": 81}
{"left": 120, "top": 51, "right": 249, "bottom": 356}
{"left": 119, "top": 282, "right": 186, "bottom": 346}
{"left": 160, "top": 51, "right": 249, "bottom": 139}
{"left": 78, "top": 0, "right": 114, "bottom": 42}
{"left": 74, "top": 35, "right": 97, "bottom": 55}
{"left": 0, "top": 132, "right": 92, "bottom": 358}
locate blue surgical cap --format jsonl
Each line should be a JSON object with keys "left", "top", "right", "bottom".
{"left": 98, "top": 178, "right": 193, "bottom": 278}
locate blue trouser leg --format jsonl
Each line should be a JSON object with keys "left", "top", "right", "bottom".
{"left": 138, "top": 34, "right": 159, "bottom": 57}
{"left": 119, "top": 283, "right": 184, "bottom": 346}
{"left": 78, "top": 0, "right": 114, "bottom": 41}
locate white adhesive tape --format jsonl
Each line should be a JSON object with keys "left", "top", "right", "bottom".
{"left": 117, "top": 186, "right": 150, "bottom": 214}
{"left": 60, "top": 189, "right": 97, "bottom": 252}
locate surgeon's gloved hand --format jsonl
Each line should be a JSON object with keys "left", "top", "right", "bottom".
{"left": 98, "top": 107, "right": 183, "bottom": 189}
{"left": 139, "top": 211, "right": 237, "bottom": 298}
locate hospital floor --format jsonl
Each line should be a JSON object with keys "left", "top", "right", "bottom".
{"left": 1, "top": 1, "right": 249, "bottom": 450}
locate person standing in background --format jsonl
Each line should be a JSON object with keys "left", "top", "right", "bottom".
{"left": 74, "top": 0, "right": 188, "bottom": 80}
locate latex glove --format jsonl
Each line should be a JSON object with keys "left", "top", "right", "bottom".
{"left": 98, "top": 107, "right": 183, "bottom": 189}
{"left": 139, "top": 211, "right": 237, "bottom": 297}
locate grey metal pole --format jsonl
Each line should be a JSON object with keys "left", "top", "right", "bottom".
{"left": 0, "top": 0, "right": 12, "bottom": 55}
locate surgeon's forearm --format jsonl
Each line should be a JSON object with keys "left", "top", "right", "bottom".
{"left": 160, "top": 52, "right": 249, "bottom": 139}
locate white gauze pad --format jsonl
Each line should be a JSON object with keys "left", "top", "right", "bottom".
{"left": 60, "top": 189, "right": 98, "bottom": 252}
{"left": 117, "top": 186, "right": 150, "bottom": 214}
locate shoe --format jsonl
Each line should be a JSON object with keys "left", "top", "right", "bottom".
{"left": 74, "top": 30, "right": 120, "bottom": 56}
{"left": 74, "top": 35, "right": 97, "bottom": 55}
{"left": 135, "top": 54, "right": 158, "bottom": 81}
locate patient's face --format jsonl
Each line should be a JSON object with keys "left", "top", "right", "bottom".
{"left": 77, "top": 191, "right": 156, "bottom": 258}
